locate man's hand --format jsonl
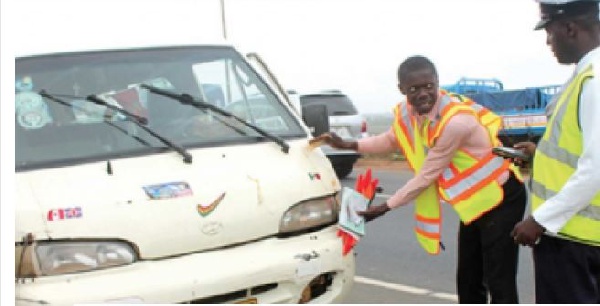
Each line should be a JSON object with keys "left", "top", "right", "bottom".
{"left": 513, "top": 141, "right": 537, "bottom": 155}
{"left": 357, "top": 203, "right": 390, "bottom": 222}
{"left": 512, "top": 142, "right": 537, "bottom": 167}
{"left": 511, "top": 215, "right": 545, "bottom": 247}
{"left": 310, "top": 132, "right": 358, "bottom": 151}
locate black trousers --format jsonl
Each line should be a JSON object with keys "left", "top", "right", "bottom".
{"left": 533, "top": 235, "right": 600, "bottom": 303}
{"left": 456, "top": 173, "right": 527, "bottom": 304}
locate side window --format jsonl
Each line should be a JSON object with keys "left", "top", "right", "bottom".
{"left": 232, "top": 64, "right": 261, "bottom": 98}
{"left": 192, "top": 60, "right": 288, "bottom": 132}
{"left": 192, "top": 59, "right": 243, "bottom": 107}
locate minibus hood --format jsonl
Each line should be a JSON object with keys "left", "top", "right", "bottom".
{"left": 16, "top": 142, "right": 340, "bottom": 259}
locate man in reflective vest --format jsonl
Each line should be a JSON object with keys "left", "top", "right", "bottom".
{"left": 316, "top": 55, "right": 527, "bottom": 303}
{"left": 511, "top": 0, "right": 600, "bottom": 303}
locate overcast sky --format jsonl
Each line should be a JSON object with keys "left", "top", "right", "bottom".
{"left": 3, "top": 0, "right": 576, "bottom": 115}
{"left": 222, "top": 0, "right": 575, "bottom": 114}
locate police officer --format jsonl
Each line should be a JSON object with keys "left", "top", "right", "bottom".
{"left": 511, "top": 0, "right": 600, "bottom": 303}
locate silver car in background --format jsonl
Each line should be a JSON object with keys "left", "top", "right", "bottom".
{"left": 299, "top": 90, "right": 368, "bottom": 178}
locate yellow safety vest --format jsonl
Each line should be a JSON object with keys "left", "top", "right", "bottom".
{"left": 392, "top": 91, "right": 516, "bottom": 254}
{"left": 531, "top": 65, "right": 600, "bottom": 246}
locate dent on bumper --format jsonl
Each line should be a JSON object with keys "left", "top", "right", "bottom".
{"left": 16, "top": 227, "right": 355, "bottom": 305}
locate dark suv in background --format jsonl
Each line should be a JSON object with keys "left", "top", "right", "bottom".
{"left": 299, "top": 90, "right": 368, "bottom": 178}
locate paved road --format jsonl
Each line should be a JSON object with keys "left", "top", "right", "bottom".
{"left": 339, "top": 166, "right": 536, "bottom": 304}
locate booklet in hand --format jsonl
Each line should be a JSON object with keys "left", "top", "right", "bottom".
{"left": 339, "top": 187, "right": 370, "bottom": 237}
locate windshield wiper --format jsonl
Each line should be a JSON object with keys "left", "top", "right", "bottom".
{"left": 85, "top": 95, "right": 148, "bottom": 124}
{"left": 85, "top": 94, "right": 192, "bottom": 163}
{"left": 39, "top": 90, "right": 152, "bottom": 147}
{"left": 140, "top": 84, "right": 290, "bottom": 154}
{"left": 39, "top": 90, "right": 192, "bottom": 164}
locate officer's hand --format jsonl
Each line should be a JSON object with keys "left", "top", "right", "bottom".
{"left": 512, "top": 142, "right": 536, "bottom": 167}
{"left": 357, "top": 203, "right": 390, "bottom": 222}
{"left": 513, "top": 141, "right": 536, "bottom": 155}
{"left": 510, "top": 215, "right": 545, "bottom": 247}
{"left": 311, "top": 132, "right": 357, "bottom": 150}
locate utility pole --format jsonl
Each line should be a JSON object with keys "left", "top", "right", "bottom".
{"left": 220, "top": 0, "right": 231, "bottom": 104}
{"left": 220, "top": 0, "right": 228, "bottom": 39}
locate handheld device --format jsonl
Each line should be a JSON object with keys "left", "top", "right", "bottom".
{"left": 492, "top": 147, "right": 531, "bottom": 162}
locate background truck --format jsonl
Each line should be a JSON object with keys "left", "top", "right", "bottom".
{"left": 442, "top": 77, "right": 561, "bottom": 146}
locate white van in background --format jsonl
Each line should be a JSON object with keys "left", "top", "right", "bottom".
{"left": 14, "top": 41, "right": 355, "bottom": 304}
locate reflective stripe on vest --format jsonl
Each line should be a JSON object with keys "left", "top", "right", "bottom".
{"left": 440, "top": 154, "right": 507, "bottom": 201}
{"left": 530, "top": 180, "right": 600, "bottom": 220}
{"left": 531, "top": 64, "right": 600, "bottom": 246}
{"left": 416, "top": 215, "right": 441, "bottom": 239}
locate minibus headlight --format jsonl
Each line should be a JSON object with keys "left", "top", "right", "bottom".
{"left": 28, "top": 241, "right": 136, "bottom": 276}
{"left": 279, "top": 195, "right": 338, "bottom": 234}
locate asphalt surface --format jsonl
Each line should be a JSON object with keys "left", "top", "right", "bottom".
{"left": 339, "top": 166, "right": 536, "bottom": 304}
